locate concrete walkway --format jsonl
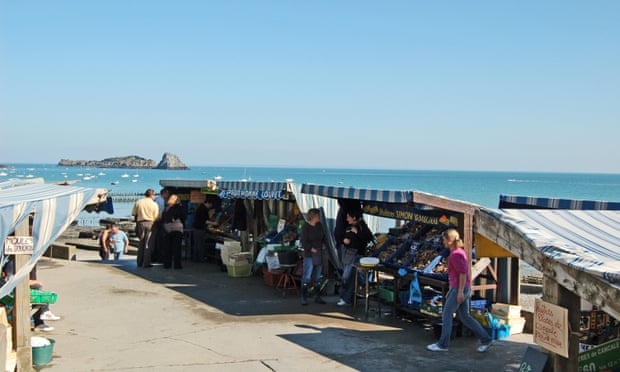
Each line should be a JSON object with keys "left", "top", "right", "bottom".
{"left": 34, "top": 250, "right": 537, "bottom": 371}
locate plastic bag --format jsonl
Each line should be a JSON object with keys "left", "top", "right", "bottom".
{"left": 409, "top": 271, "right": 423, "bottom": 304}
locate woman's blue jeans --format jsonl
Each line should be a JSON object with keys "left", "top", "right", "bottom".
{"left": 437, "top": 286, "right": 492, "bottom": 348}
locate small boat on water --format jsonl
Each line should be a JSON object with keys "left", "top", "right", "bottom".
{"left": 111, "top": 180, "right": 120, "bottom": 185}
{"left": 121, "top": 173, "right": 130, "bottom": 178}
{"left": 131, "top": 179, "right": 138, "bottom": 183}
{"left": 76, "top": 173, "right": 83, "bottom": 177}
{"left": 133, "top": 174, "right": 139, "bottom": 178}
{"left": 98, "top": 172, "right": 106, "bottom": 176}
{"left": 0, "top": 172, "right": 7, "bottom": 177}
{"left": 25, "top": 174, "right": 34, "bottom": 178}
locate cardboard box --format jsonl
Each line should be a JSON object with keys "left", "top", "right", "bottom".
{"left": 492, "top": 303, "right": 522, "bottom": 319}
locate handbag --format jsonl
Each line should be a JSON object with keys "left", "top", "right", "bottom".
{"left": 164, "top": 218, "right": 184, "bottom": 233}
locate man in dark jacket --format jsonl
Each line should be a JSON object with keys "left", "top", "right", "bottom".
{"left": 300, "top": 208, "right": 326, "bottom": 306}
{"left": 337, "top": 209, "right": 372, "bottom": 306}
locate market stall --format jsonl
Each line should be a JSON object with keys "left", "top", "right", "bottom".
{"left": 476, "top": 205, "right": 620, "bottom": 372}
{"left": 299, "top": 184, "right": 505, "bottom": 320}
{"left": 0, "top": 179, "right": 105, "bottom": 370}
{"left": 159, "top": 179, "right": 308, "bottom": 278}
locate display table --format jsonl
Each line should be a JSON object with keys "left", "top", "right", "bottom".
{"left": 377, "top": 266, "right": 449, "bottom": 319}
{"left": 353, "top": 263, "right": 381, "bottom": 320}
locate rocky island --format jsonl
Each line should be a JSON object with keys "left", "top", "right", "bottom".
{"left": 58, "top": 152, "right": 189, "bottom": 170}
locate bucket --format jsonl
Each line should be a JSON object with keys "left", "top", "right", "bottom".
{"left": 32, "top": 338, "right": 55, "bottom": 366}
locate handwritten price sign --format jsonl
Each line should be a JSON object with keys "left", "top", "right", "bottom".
{"left": 534, "top": 299, "right": 569, "bottom": 358}
{"left": 4, "top": 236, "right": 34, "bottom": 255}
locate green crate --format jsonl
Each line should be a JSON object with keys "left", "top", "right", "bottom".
{"left": 30, "top": 290, "right": 58, "bottom": 304}
{"left": 378, "top": 285, "right": 395, "bottom": 303}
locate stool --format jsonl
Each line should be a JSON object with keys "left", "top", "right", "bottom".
{"left": 276, "top": 264, "right": 299, "bottom": 297}
{"left": 353, "top": 263, "right": 381, "bottom": 320}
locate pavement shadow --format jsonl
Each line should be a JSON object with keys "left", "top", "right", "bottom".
{"left": 278, "top": 324, "right": 535, "bottom": 372}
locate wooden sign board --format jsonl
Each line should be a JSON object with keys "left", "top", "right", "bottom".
{"left": 519, "top": 347, "right": 548, "bottom": 372}
{"left": 4, "top": 236, "right": 33, "bottom": 255}
{"left": 534, "top": 299, "right": 569, "bottom": 358}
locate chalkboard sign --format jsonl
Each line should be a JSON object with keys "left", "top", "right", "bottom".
{"left": 519, "top": 347, "right": 548, "bottom": 372}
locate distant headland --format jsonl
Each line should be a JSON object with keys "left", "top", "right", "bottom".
{"left": 58, "top": 152, "right": 189, "bottom": 170}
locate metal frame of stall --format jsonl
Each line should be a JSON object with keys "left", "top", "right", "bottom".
{"left": 475, "top": 198, "right": 620, "bottom": 372}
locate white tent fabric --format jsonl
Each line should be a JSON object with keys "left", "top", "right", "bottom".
{"left": 0, "top": 183, "right": 98, "bottom": 298}
{"left": 494, "top": 209, "right": 620, "bottom": 285}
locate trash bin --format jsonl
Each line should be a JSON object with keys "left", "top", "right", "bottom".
{"left": 31, "top": 337, "right": 55, "bottom": 366}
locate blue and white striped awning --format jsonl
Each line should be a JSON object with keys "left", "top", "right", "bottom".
{"left": 217, "top": 181, "right": 293, "bottom": 200}
{"left": 499, "top": 194, "right": 620, "bottom": 210}
{"left": 301, "top": 184, "right": 412, "bottom": 204}
{"left": 498, "top": 209, "right": 620, "bottom": 284}
{"left": 160, "top": 179, "right": 214, "bottom": 190}
{"left": 0, "top": 183, "right": 99, "bottom": 298}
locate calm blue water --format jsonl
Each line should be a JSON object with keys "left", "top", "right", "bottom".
{"left": 3, "top": 164, "right": 620, "bottom": 221}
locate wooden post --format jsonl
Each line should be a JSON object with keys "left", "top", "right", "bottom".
{"left": 13, "top": 221, "right": 33, "bottom": 371}
{"left": 543, "top": 276, "right": 579, "bottom": 372}
{"left": 509, "top": 257, "right": 520, "bottom": 305}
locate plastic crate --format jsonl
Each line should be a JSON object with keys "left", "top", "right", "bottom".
{"left": 226, "top": 262, "right": 252, "bottom": 277}
{"left": 384, "top": 239, "right": 416, "bottom": 269}
{"left": 378, "top": 285, "right": 395, "bottom": 303}
{"left": 471, "top": 299, "right": 489, "bottom": 310}
{"left": 30, "top": 290, "right": 57, "bottom": 305}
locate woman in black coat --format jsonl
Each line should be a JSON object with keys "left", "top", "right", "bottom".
{"left": 162, "top": 194, "right": 186, "bottom": 269}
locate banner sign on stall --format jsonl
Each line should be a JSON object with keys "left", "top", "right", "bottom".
{"left": 218, "top": 189, "right": 285, "bottom": 200}
{"left": 578, "top": 339, "right": 620, "bottom": 372}
{"left": 4, "top": 236, "right": 34, "bottom": 255}
{"left": 534, "top": 299, "right": 569, "bottom": 358}
{"left": 362, "top": 202, "right": 460, "bottom": 226}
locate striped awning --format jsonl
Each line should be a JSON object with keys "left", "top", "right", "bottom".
{"left": 499, "top": 194, "right": 620, "bottom": 210}
{"left": 217, "top": 181, "right": 293, "bottom": 200}
{"left": 498, "top": 209, "right": 620, "bottom": 284}
{"left": 160, "top": 179, "right": 215, "bottom": 190}
{"left": 0, "top": 183, "right": 99, "bottom": 297}
{"left": 301, "top": 184, "right": 412, "bottom": 204}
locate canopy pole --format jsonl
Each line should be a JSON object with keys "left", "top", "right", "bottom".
{"left": 543, "top": 276, "right": 580, "bottom": 372}
{"left": 13, "top": 221, "right": 33, "bottom": 371}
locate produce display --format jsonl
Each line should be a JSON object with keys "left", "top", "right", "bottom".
{"left": 370, "top": 221, "right": 449, "bottom": 275}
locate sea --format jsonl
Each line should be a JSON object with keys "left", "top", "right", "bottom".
{"left": 3, "top": 164, "right": 620, "bottom": 226}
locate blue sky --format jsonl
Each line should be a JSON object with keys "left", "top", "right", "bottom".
{"left": 1, "top": 1, "right": 619, "bottom": 172}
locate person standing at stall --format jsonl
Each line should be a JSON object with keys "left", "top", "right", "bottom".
{"left": 98, "top": 223, "right": 113, "bottom": 261}
{"left": 162, "top": 194, "right": 186, "bottom": 269}
{"left": 300, "top": 208, "right": 327, "bottom": 306}
{"left": 132, "top": 188, "right": 159, "bottom": 268}
{"left": 151, "top": 188, "right": 170, "bottom": 263}
{"left": 191, "top": 197, "right": 211, "bottom": 262}
{"left": 427, "top": 229, "right": 494, "bottom": 353}
{"left": 337, "top": 209, "right": 373, "bottom": 306}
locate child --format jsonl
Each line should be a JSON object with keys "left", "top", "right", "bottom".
{"left": 107, "top": 224, "right": 129, "bottom": 260}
